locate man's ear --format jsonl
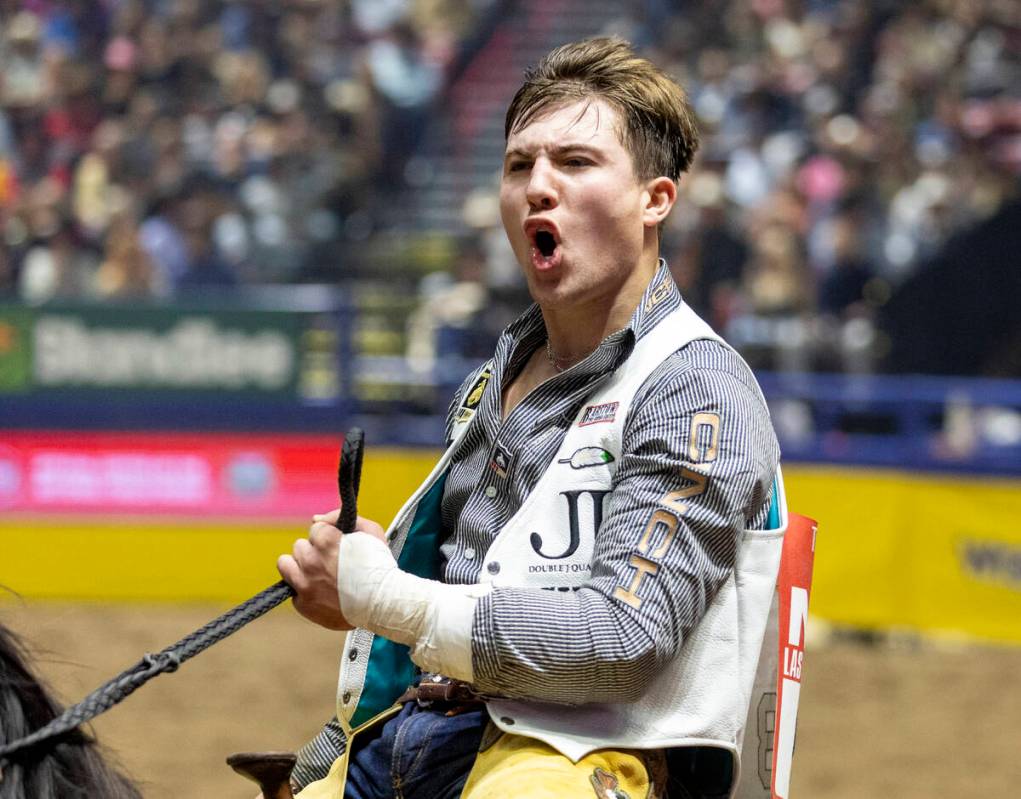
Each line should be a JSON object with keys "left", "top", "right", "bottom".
{"left": 642, "top": 177, "right": 677, "bottom": 228}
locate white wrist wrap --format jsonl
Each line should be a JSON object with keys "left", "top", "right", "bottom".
{"left": 336, "top": 532, "right": 490, "bottom": 682}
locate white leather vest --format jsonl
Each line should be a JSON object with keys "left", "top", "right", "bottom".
{"left": 336, "top": 302, "right": 786, "bottom": 796}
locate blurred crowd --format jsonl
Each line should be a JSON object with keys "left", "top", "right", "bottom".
{"left": 430, "top": 0, "right": 1019, "bottom": 374}
{"left": 0, "top": 0, "right": 487, "bottom": 301}
{"left": 646, "top": 0, "right": 1019, "bottom": 371}
{"left": 0, "top": 0, "right": 1018, "bottom": 375}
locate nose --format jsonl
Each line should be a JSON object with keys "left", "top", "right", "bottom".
{"left": 526, "top": 158, "right": 558, "bottom": 211}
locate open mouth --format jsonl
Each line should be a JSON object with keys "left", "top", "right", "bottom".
{"left": 524, "top": 220, "right": 562, "bottom": 271}
{"left": 535, "top": 230, "right": 556, "bottom": 258}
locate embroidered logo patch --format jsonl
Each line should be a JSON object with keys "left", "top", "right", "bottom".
{"left": 454, "top": 366, "right": 492, "bottom": 423}
{"left": 590, "top": 767, "right": 630, "bottom": 799}
{"left": 558, "top": 447, "right": 615, "bottom": 469}
{"left": 644, "top": 273, "right": 674, "bottom": 312}
{"left": 490, "top": 442, "right": 511, "bottom": 478}
{"left": 579, "top": 401, "right": 619, "bottom": 426}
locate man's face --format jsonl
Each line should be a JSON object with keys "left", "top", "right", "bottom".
{"left": 499, "top": 98, "right": 655, "bottom": 312}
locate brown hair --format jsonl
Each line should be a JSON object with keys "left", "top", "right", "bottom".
{"left": 505, "top": 37, "right": 700, "bottom": 182}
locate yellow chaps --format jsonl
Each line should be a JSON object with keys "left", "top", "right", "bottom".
{"left": 296, "top": 706, "right": 667, "bottom": 799}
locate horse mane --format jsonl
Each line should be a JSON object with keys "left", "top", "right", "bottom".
{"left": 0, "top": 621, "right": 141, "bottom": 799}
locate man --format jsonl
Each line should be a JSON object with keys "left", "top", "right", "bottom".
{"left": 279, "top": 37, "right": 785, "bottom": 799}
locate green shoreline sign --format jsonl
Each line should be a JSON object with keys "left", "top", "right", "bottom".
{"left": 0, "top": 302, "right": 341, "bottom": 400}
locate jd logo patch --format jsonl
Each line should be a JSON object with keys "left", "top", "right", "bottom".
{"left": 579, "top": 402, "right": 618, "bottom": 426}
{"left": 590, "top": 767, "right": 630, "bottom": 799}
{"left": 530, "top": 489, "right": 609, "bottom": 560}
{"left": 454, "top": 366, "right": 492, "bottom": 423}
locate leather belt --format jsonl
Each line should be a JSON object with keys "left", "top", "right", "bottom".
{"left": 398, "top": 674, "right": 489, "bottom": 710}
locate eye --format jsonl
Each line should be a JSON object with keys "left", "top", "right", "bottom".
{"left": 506, "top": 160, "right": 531, "bottom": 173}
{"left": 564, "top": 156, "right": 591, "bottom": 168}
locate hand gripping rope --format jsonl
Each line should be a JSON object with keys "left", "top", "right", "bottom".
{"left": 0, "top": 428, "right": 365, "bottom": 764}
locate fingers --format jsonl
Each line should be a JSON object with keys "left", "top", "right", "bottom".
{"left": 277, "top": 553, "right": 304, "bottom": 590}
{"left": 309, "top": 508, "right": 385, "bottom": 544}
{"left": 279, "top": 535, "right": 321, "bottom": 586}
{"left": 307, "top": 521, "right": 341, "bottom": 550}
{"left": 282, "top": 524, "right": 341, "bottom": 586}
{"left": 313, "top": 507, "right": 342, "bottom": 526}
{"left": 292, "top": 536, "right": 314, "bottom": 562}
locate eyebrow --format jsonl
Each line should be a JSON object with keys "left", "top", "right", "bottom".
{"left": 503, "top": 142, "right": 604, "bottom": 163}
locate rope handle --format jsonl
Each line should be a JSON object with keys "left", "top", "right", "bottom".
{"left": 0, "top": 428, "right": 365, "bottom": 761}
{"left": 338, "top": 428, "right": 364, "bottom": 534}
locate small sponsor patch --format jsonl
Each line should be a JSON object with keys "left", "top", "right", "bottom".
{"left": 590, "top": 767, "right": 630, "bottom": 799}
{"left": 490, "top": 442, "right": 511, "bottom": 478}
{"left": 644, "top": 273, "right": 673, "bottom": 312}
{"left": 558, "top": 447, "right": 615, "bottom": 469}
{"left": 579, "top": 401, "right": 618, "bottom": 426}
{"left": 454, "top": 366, "right": 492, "bottom": 423}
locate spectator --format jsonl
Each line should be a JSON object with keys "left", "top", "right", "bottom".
{"left": 363, "top": 20, "right": 444, "bottom": 186}
{"left": 94, "top": 216, "right": 165, "bottom": 298}
{"left": 818, "top": 212, "right": 877, "bottom": 320}
{"left": 138, "top": 188, "right": 190, "bottom": 290}
{"left": 18, "top": 215, "right": 98, "bottom": 304}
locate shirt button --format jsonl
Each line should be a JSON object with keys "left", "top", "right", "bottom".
{"left": 348, "top": 648, "right": 358, "bottom": 661}
{"left": 487, "top": 561, "right": 500, "bottom": 575}
{"left": 500, "top": 716, "right": 515, "bottom": 725}
{"left": 464, "top": 547, "right": 476, "bottom": 560}
{"left": 342, "top": 691, "right": 351, "bottom": 704}
{"left": 484, "top": 485, "right": 497, "bottom": 498}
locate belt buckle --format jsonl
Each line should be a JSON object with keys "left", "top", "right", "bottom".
{"left": 415, "top": 674, "right": 456, "bottom": 707}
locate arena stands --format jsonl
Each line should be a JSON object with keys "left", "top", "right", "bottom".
{"left": 0, "top": 0, "right": 1016, "bottom": 382}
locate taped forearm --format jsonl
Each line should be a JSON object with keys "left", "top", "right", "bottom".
{"left": 337, "top": 532, "right": 491, "bottom": 681}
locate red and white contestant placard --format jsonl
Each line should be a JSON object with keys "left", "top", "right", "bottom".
{"left": 771, "top": 512, "right": 818, "bottom": 799}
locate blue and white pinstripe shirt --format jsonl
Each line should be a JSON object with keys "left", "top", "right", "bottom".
{"left": 440, "top": 261, "right": 780, "bottom": 704}
{"left": 292, "top": 263, "right": 781, "bottom": 786}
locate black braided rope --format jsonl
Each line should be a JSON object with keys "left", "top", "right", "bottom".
{"left": 0, "top": 428, "right": 366, "bottom": 762}
{"left": 0, "top": 579, "right": 294, "bottom": 760}
{"left": 338, "top": 428, "right": 364, "bottom": 534}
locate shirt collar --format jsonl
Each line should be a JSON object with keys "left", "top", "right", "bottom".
{"left": 629, "top": 258, "right": 683, "bottom": 341}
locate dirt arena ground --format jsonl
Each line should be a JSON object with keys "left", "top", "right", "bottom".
{"left": 4, "top": 602, "right": 1020, "bottom": 798}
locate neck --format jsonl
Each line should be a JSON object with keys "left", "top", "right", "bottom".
{"left": 542, "top": 251, "right": 659, "bottom": 365}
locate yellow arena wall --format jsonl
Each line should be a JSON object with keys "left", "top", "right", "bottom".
{"left": 0, "top": 446, "right": 439, "bottom": 603}
{"left": 2, "top": 455, "right": 1019, "bottom": 645}
{"left": 784, "top": 464, "right": 1021, "bottom": 645}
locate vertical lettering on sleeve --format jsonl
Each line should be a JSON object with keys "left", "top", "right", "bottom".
{"left": 613, "top": 554, "right": 660, "bottom": 609}
{"left": 661, "top": 466, "right": 709, "bottom": 516}
{"left": 613, "top": 410, "right": 722, "bottom": 612}
{"left": 688, "top": 412, "right": 721, "bottom": 463}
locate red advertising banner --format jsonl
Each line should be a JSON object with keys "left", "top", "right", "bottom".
{"left": 0, "top": 430, "right": 341, "bottom": 518}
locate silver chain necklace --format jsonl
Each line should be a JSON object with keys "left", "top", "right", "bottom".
{"left": 545, "top": 339, "right": 585, "bottom": 373}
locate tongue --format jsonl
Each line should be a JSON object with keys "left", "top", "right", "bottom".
{"left": 532, "top": 241, "right": 562, "bottom": 272}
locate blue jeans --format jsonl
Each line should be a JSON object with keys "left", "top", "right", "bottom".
{"left": 344, "top": 701, "right": 487, "bottom": 799}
